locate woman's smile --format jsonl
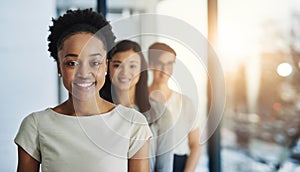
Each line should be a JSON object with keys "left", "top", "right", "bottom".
{"left": 73, "top": 81, "right": 96, "bottom": 90}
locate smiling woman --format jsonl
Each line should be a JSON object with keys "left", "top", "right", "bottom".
{"left": 100, "top": 40, "right": 174, "bottom": 172}
{"left": 57, "top": 33, "right": 107, "bottom": 103}
{"left": 14, "top": 9, "right": 152, "bottom": 172}
{"left": 109, "top": 49, "right": 141, "bottom": 93}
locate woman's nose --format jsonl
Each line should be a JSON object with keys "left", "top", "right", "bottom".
{"left": 75, "top": 63, "right": 92, "bottom": 77}
{"left": 118, "top": 65, "right": 128, "bottom": 74}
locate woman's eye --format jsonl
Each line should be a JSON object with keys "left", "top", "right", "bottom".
{"left": 91, "top": 61, "right": 102, "bottom": 66}
{"left": 66, "top": 61, "right": 78, "bottom": 66}
{"left": 113, "top": 64, "right": 120, "bottom": 68}
{"left": 130, "top": 65, "right": 137, "bottom": 69}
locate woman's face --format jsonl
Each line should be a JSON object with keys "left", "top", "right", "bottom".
{"left": 149, "top": 52, "right": 175, "bottom": 84}
{"left": 109, "top": 50, "right": 141, "bottom": 92}
{"left": 57, "top": 33, "right": 107, "bottom": 101}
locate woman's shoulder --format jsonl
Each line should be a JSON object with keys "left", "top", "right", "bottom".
{"left": 23, "top": 108, "right": 54, "bottom": 119}
{"left": 148, "top": 99, "right": 172, "bottom": 124}
{"left": 18, "top": 108, "right": 54, "bottom": 130}
{"left": 170, "top": 91, "right": 193, "bottom": 104}
{"left": 114, "top": 105, "right": 149, "bottom": 124}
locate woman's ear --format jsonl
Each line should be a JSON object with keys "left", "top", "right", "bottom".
{"left": 57, "top": 62, "right": 62, "bottom": 77}
{"left": 106, "top": 59, "right": 108, "bottom": 71}
{"left": 105, "top": 59, "right": 109, "bottom": 74}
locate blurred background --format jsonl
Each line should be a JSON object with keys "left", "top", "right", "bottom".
{"left": 1, "top": 0, "right": 300, "bottom": 171}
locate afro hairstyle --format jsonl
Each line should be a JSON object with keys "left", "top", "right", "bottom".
{"left": 48, "top": 8, "right": 116, "bottom": 62}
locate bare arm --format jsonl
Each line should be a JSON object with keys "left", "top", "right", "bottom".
{"left": 17, "top": 146, "right": 40, "bottom": 172}
{"left": 128, "top": 139, "right": 150, "bottom": 172}
{"left": 184, "top": 128, "right": 200, "bottom": 172}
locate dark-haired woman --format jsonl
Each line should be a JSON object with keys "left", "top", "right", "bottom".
{"left": 101, "top": 40, "right": 173, "bottom": 172}
{"left": 14, "top": 9, "right": 152, "bottom": 172}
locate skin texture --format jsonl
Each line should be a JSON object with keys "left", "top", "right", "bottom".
{"left": 58, "top": 33, "right": 107, "bottom": 103}
{"left": 184, "top": 129, "right": 201, "bottom": 172}
{"left": 110, "top": 50, "right": 141, "bottom": 93}
{"left": 17, "top": 33, "right": 150, "bottom": 172}
{"left": 149, "top": 52, "right": 175, "bottom": 86}
{"left": 17, "top": 147, "right": 40, "bottom": 172}
{"left": 128, "top": 140, "right": 150, "bottom": 172}
{"left": 148, "top": 52, "right": 201, "bottom": 172}
{"left": 109, "top": 50, "right": 141, "bottom": 107}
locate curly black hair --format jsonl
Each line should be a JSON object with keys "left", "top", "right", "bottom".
{"left": 48, "top": 8, "right": 116, "bottom": 62}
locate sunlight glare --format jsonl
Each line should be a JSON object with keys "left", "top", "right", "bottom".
{"left": 277, "top": 62, "right": 293, "bottom": 77}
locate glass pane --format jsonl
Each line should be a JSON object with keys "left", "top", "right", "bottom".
{"left": 219, "top": 0, "right": 300, "bottom": 171}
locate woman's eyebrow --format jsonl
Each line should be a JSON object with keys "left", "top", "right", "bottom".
{"left": 64, "top": 53, "right": 78, "bottom": 58}
{"left": 129, "top": 60, "right": 139, "bottom": 64}
{"left": 111, "top": 60, "right": 122, "bottom": 63}
{"left": 90, "top": 53, "right": 103, "bottom": 57}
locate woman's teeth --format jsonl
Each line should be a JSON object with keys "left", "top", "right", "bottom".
{"left": 75, "top": 82, "right": 94, "bottom": 87}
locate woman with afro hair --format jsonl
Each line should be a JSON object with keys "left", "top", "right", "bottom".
{"left": 14, "top": 9, "right": 152, "bottom": 172}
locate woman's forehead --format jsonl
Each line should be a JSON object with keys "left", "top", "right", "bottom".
{"left": 112, "top": 51, "right": 141, "bottom": 62}
{"left": 62, "top": 33, "right": 105, "bottom": 51}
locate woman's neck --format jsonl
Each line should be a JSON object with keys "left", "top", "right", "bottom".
{"left": 64, "top": 94, "right": 106, "bottom": 116}
{"left": 115, "top": 86, "right": 136, "bottom": 107}
{"left": 149, "top": 82, "right": 173, "bottom": 103}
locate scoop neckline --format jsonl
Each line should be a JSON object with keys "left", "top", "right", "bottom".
{"left": 47, "top": 104, "right": 120, "bottom": 118}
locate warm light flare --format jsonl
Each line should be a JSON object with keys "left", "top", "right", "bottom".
{"left": 277, "top": 62, "right": 293, "bottom": 77}
{"left": 218, "top": 26, "right": 260, "bottom": 73}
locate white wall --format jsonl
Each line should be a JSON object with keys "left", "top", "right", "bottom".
{"left": 0, "top": 0, "right": 57, "bottom": 171}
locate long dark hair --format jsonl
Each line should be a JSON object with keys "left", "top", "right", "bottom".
{"left": 100, "top": 40, "right": 151, "bottom": 113}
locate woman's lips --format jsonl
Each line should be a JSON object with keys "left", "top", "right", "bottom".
{"left": 118, "top": 77, "right": 130, "bottom": 83}
{"left": 73, "top": 81, "right": 96, "bottom": 90}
